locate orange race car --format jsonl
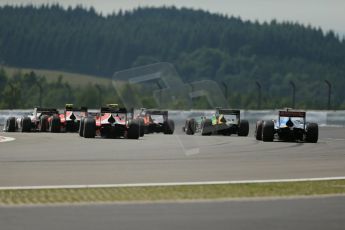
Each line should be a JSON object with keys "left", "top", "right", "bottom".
{"left": 137, "top": 108, "right": 174, "bottom": 135}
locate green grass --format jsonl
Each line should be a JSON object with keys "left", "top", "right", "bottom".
{"left": 2, "top": 66, "right": 112, "bottom": 87}
{"left": 1, "top": 180, "right": 344, "bottom": 205}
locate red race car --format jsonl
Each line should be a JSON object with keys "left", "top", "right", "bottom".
{"left": 79, "top": 104, "right": 141, "bottom": 139}
{"left": 56, "top": 104, "right": 88, "bottom": 132}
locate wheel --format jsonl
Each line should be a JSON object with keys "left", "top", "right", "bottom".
{"left": 185, "top": 119, "right": 196, "bottom": 135}
{"left": 238, "top": 119, "right": 249, "bottom": 136}
{"left": 79, "top": 118, "right": 85, "bottom": 137}
{"left": 127, "top": 119, "right": 140, "bottom": 139}
{"left": 21, "top": 117, "right": 31, "bottom": 132}
{"left": 201, "top": 119, "right": 213, "bottom": 136}
{"left": 139, "top": 118, "right": 145, "bottom": 137}
{"left": 50, "top": 116, "right": 61, "bottom": 133}
{"left": 39, "top": 115, "right": 49, "bottom": 132}
{"left": 83, "top": 117, "right": 96, "bottom": 138}
{"left": 163, "top": 119, "right": 175, "bottom": 135}
{"left": 5, "top": 117, "right": 16, "bottom": 132}
{"left": 255, "top": 120, "right": 263, "bottom": 140}
{"left": 306, "top": 123, "right": 318, "bottom": 143}
{"left": 262, "top": 120, "right": 274, "bottom": 142}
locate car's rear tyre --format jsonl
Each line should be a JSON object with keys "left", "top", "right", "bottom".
{"left": 238, "top": 119, "right": 249, "bottom": 136}
{"left": 21, "top": 117, "right": 31, "bottom": 132}
{"left": 306, "top": 123, "right": 318, "bottom": 143}
{"left": 83, "top": 117, "right": 96, "bottom": 138}
{"left": 50, "top": 116, "right": 61, "bottom": 133}
{"left": 139, "top": 118, "right": 145, "bottom": 137}
{"left": 5, "top": 117, "right": 16, "bottom": 132}
{"left": 164, "top": 119, "right": 175, "bottom": 135}
{"left": 185, "top": 119, "right": 196, "bottom": 135}
{"left": 255, "top": 120, "right": 263, "bottom": 140}
{"left": 127, "top": 120, "right": 140, "bottom": 139}
{"left": 39, "top": 115, "right": 49, "bottom": 132}
{"left": 201, "top": 119, "right": 213, "bottom": 136}
{"left": 262, "top": 120, "right": 274, "bottom": 142}
{"left": 79, "top": 118, "right": 85, "bottom": 137}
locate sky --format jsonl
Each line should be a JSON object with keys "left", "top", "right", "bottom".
{"left": 1, "top": 0, "right": 344, "bottom": 36}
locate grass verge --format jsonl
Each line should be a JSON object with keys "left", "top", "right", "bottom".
{"left": 2, "top": 66, "right": 111, "bottom": 87}
{"left": 1, "top": 180, "right": 344, "bottom": 205}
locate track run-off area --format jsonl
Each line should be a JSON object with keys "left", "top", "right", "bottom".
{"left": 0, "top": 126, "right": 344, "bottom": 187}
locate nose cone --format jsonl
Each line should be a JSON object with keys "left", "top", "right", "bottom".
{"left": 108, "top": 115, "right": 115, "bottom": 123}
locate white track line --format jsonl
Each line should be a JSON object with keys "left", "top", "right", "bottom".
{"left": 0, "top": 136, "right": 15, "bottom": 143}
{"left": 1, "top": 176, "right": 345, "bottom": 190}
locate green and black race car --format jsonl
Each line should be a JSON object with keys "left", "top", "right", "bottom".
{"left": 183, "top": 108, "right": 249, "bottom": 136}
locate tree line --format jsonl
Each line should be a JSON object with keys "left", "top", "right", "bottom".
{"left": 0, "top": 68, "right": 120, "bottom": 109}
{"left": 0, "top": 5, "right": 344, "bottom": 109}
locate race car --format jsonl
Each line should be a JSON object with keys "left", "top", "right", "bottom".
{"left": 79, "top": 104, "right": 141, "bottom": 139}
{"left": 58, "top": 104, "right": 88, "bottom": 132}
{"left": 137, "top": 108, "right": 175, "bottom": 135}
{"left": 4, "top": 107, "right": 59, "bottom": 132}
{"left": 255, "top": 109, "right": 318, "bottom": 143}
{"left": 183, "top": 108, "right": 249, "bottom": 136}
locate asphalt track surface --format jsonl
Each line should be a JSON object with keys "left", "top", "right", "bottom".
{"left": 0, "top": 126, "right": 344, "bottom": 186}
{"left": 1, "top": 196, "right": 344, "bottom": 230}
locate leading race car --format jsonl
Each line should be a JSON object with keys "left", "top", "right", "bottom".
{"left": 4, "top": 107, "right": 59, "bottom": 132}
{"left": 183, "top": 108, "right": 249, "bottom": 136}
{"left": 255, "top": 109, "right": 318, "bottom": 143}
{"left": 79, "top": 104, "right": 141, "bottom": 139}
{"left": 137, "top": 108, "right": 175, "bottom": 135}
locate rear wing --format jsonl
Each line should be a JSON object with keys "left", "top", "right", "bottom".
{"left": 35, "top": 107, "right": 58, "bottom": 113}
{"left": 279, "top": 111, "right": 306, "bottom": 118}
{"left": 145, "top": 110, "right": 168, "bottom": 116}
{"left": 100, "top": 107, "right": 128, "bottom": 114}
{"left": 65, "top": 104, "right": 88, "bottom": 112}
{"left": 99, "top": 107, "right": 134, "bottom": 120}
{"left": 217, "top": 109, "right": 240, "bottom": 116}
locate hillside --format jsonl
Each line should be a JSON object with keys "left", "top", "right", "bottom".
{"left": 0, "top": 5, "right": 345, "bottom": 109}
{"left": 2, "top": 66, "right": 111, "bottom": 87}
